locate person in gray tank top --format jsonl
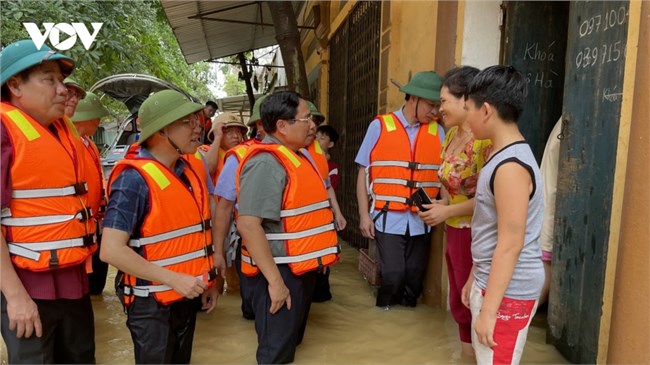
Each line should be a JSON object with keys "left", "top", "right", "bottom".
{"left": 460, "top": 65, "right": 544, "bottom": 365}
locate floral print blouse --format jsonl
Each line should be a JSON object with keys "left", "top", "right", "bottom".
{"left": 438, "top": 126, "right": 493, "bottom": 228}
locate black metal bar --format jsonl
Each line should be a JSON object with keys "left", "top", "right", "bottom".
{"left": 206, "top": 60, "right": 285, "bottom": 69}
{"left": 196, "top": 16, "right": 315, "bottom": 30}
{"left": 190, "top": 1, "right": 260, "bottom": 18}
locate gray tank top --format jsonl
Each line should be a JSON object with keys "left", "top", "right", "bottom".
{"left": 471, "top": 141, "right": 544, "bottom": 300}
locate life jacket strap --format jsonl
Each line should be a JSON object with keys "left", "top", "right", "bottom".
{"left": 7, "top": 234, "right": 95, "bottom": 261}
{"left": 150, "top": 245, "right": 215, "bottom": 267}
{"left": 12, "top": 182, "right": 88, "bottom": 199}
{"left": 128, "top": 220, "right": 210, "bottom": 247}
{"left": 241, "top": 245, "right": 340, "bottom": 266}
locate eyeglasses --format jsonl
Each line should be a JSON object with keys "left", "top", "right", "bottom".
{"left": 178, "top": 115, "right": 200, "bottom": 128}
{"left": 289, "top": 115, "right": 315, "bottom": 124}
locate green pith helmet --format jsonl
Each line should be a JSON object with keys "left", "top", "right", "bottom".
{"left": 398, "top": 71, "right": 443, "bottom": 101}
{"left": 71, "top": 92, "right": 109, "bottom": 122}
{"left": 307, "top": 100, "right": 325, "bottom": 124}
{"left": 248, "top": 95, "right": 268, "bottom": 126}
{"left": 138, "top": 90, "right": 204, "bottom": 142}
{"left": 64, "top": 77, "right": 87, "bottom": 99}
{"left": 0, "top": 39, "right": 75, "bottom": 86}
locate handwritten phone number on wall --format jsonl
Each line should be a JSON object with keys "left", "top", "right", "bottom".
{"left": 578, "top": 6, "right": 628, "bottom": 38}
{"left": 575, "top": 41, "right": 626, "bottom": 69}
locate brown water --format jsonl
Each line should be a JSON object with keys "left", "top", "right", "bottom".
{"left": 1, "top": 245, "right": 568, "bottom": 364}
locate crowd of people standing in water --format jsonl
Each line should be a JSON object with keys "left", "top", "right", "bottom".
{"left": 2, "top": 38, "right": 554, "bottom": 365}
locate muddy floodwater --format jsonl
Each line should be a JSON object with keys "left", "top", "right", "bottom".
{"left": 2, "top": 244, "right": 568, "bottom": 364}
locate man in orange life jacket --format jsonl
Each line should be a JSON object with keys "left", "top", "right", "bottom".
{"left": 1, "top": 39, "right": 96, "bottom": 363}
{"left": 236, "top": 91, "right": 340, "bottom": 364}
{"left": 100, "top": 90, "right": 218, "bottom": 364}
{"left": 212, "top": 95, "right": 267, "bottom": 321}
{"left": 304, "top": 101, "right": 346, "bottom": 303}
{"left": 71, "top": 92, "right": 111, "bottom": 296}
{"left": 356, "top": 71, "right": 445, "bottom": 308}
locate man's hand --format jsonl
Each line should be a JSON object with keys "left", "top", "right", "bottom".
{"left": 201, "top": 285, "right": 219, "bottom": 314}
{"left": 6, "top": 292, "right": 42, "bottom": 338}
{"left": 334, "top": 211, "right": 347, "bottom": 231}
{"left": 268, "top": 279, "right": 291, "bottom": 314}
{"left": 168, "top": 272, "right": 207, "bottom": 299}
{"left": 474, "top": 309, "right": 498, "bottom": 348}
{"left": 209, "top": 120, "right": 225, "bottom": 143}
{"left": 359, "top": 213, "right": 375, "bottom": 239}
{"left": 417, "top": 203, "right": 449, "bottom": 227}
{"left": 213, "top": 252, "right": 227, "bottom": 279}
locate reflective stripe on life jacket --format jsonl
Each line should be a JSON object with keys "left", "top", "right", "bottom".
{"left": 107, "top": 156, "right": 214, "bottom": 306}
{"left": 368, "top": 113, "right": 442, "bottom": 212}
{"left": 236, "top": 143, "right": 339, "bottom": 277}
{"left": 307, "top": 139, "right": 329, "bottom": 181}
{"left": 80, "top": 135, "right": 107, "bottom": 220}
{"left": 1, "top": 103, "right": 95, "bottom": 271}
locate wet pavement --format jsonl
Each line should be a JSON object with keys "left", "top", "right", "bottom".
{"left": 2, "top": 244, "right": 569, "bottom": 364}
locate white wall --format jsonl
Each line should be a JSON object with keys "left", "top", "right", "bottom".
{"left": 461, "top": 0, "right": 502, "bottom": 69}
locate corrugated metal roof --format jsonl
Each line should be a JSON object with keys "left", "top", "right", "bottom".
{"left": 161, "top": 1, "right": 306, "bottom": 64}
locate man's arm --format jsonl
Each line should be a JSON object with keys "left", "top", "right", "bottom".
{"left": 356, "top": 166, "right": 374, "bottom": 239}
{"left": 0, "top": 234, "right": 42, "bottom": 339}
{"left": 237, "top": 215, "right": 290, "bottom": 314}
{"left": 327, "top": 186, "right": 346, "bottom": 231}
{"left": 474, "top": 162, "right": 531, "bottom": 347}
{"left": 204, "top": 121, "right": 225, "bottom": 175}
{"left": 212, "top": 197, "right": 234, "bottom": 276}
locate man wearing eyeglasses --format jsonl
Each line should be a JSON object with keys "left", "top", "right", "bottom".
{"left": 100, "top": 90, "right": 219, "bottom": 364}
{"left": 355, "top": 71, "right": 446, "bottom": 309}
{"left": 64, "top": 78, "right": 86, "bottom": 118}
{"left": 236, "top": 91, "right": 340, "bottom": 364}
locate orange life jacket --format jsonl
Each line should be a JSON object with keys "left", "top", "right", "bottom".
{"left": 307, "top": 140, "right": 329, "bottom": 181}
{"left": 80, "top": 135, "right": 107, "bottom": 222}
{"left": 236, "top": 143, "right": 340, "bottom": 277}
{"left": 108, "top": 156, "right": 215, "bottom": 306}
{"left": 368, "top": 113, "right": 442, "bottom": 212}
{"left": 1, "top": 103, "right": 95, "bottom": 271}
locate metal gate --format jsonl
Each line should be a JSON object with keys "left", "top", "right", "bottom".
{"left": 328, "top": 1, "right": 381, "bottom": 249}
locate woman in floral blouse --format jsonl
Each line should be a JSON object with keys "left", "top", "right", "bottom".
{"left": 418, "top": 66, "right": 492, "bottom": 358}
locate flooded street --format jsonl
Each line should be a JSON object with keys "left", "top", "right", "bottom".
{"left": 2, "top": 244, "right": 568, "bottom": 364}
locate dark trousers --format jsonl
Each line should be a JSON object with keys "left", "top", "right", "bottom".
{"left": 244, "top": 265, "right": 317, "bottom": 364}
{"left": 1, "top": 294, "right": 95, "bottom": 364}
{"left": 88, "top": 251, "right": 109, "bottom": 295}
{"left": 375, "top": 230, "right": 429, "bottom": 307}
{"left": 312, "top": 267, "right": 332, "bottom": 302}
{"left": 235, "top": 243, "right": 255, "bottom": 319}
{"left": 126, "top": 296, "right": 200, "bottom": 364}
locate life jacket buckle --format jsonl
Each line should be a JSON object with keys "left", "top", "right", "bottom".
{"left": 82, "top": 234, "right": 95, "bottom": 246}
{"left": 405, "top": 180, "right": 417, "bottom": 188}
{"left": 408, "top": 161, "right": 419, "bottom": 170}
{"left": 204, "top": 244, "right": 215, "bottom": 257}
{"left": 72, "top": 182, "right": 88, "bottom": 196}
{"left": 203, "top": 219, "right": 212, "bottom": 230}
{"left": 77, "top": 207, "right": 92, "bottom": 222}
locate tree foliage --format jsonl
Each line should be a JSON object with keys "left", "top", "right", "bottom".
{"left": 1, "top": 0, "right": 214, "bottom": 102}
{"left": 222, "top": 72, "right": 245, "bottom": 97}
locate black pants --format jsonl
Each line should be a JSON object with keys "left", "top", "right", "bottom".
{"left": 235, "top": 243, "right": 255, "bottom": 319}
{"left": 312, "top": 267, "right": 332, "bottom": 302}
{"left": 244, "top": 265, "right": 316, "bottom": 364}
{"left": 126, "top": 296, "right": 200, "bottom": 364}
{"left": 375, "top": 230, "right": 429, "bottom": 307}
{"left": 88, "top": 251, "right": 109, "bottom": 295}
{"left": 1, "top": 294, "right": 95, "bottom": 364}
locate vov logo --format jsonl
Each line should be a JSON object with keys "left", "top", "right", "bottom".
{"left": 23, "top": 22, "right": 103, "bottom": 51}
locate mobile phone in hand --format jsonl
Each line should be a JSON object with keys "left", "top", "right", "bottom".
{"left": 411, "top": 187, "right": 432, "bottom": 212}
